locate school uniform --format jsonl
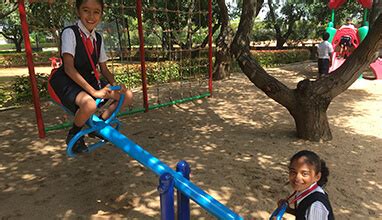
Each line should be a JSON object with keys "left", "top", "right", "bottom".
{"left": 49, "top": 20, "right": 108, "bottom": 114}
{"left": 317, "top": 41, "right": 333, "bottom": 76}
{"left": 295, "top": 183, "right": 335, "bottom": 220}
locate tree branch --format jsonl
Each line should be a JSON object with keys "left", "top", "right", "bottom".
{"left": 232, "top": 0, "right": 295, "bottom": 110}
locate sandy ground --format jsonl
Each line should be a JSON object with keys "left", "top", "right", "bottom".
{"left": 0, "top": 66, "right": 53, "bottom": 77}
{"left": 0, "top": 61, "right": 381, "bottom": 219}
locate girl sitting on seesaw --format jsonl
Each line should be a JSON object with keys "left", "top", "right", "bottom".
{"left": 49, "top": 0, "right": 133, "bottom": 153}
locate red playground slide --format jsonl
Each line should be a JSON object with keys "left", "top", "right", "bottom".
{"left": 329, "top": 28, "right": 359, "bottom": 73}
{"left": 329, "top": 52, "right": 346, "bottom": 73}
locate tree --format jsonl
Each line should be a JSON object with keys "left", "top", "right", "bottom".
{"left": 265, "top": 1, "right": 306, "bottom": 48}
{"left": 28, "top": 2, "right": 75, "bottom": 48}
{"left": 231, "top": 0, "right": 382, "bottom": 141}
{"left": 0, "top": 11, "right": 23, "bottom": 52}
{"left": 213, "top": 0, "right": 263, "bottom": 80}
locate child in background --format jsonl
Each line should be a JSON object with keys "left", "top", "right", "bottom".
{"left": 277, "top": 150, "right": 334, "bottom": 220}
{"left": 49, "top": 0, "right": 133, "bottom": 153}
{"left": 339, "top": 18, "right": 356, "bottom": 58}
{"left": 317, "top": 32, "right": 333, "bottom": 78}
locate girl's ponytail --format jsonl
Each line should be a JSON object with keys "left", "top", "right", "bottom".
{"left": 317, "top": 159, "right": 329, "bottom": 187}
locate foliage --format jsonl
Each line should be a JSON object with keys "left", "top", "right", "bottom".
{"left": 113, "top": 59, "right": 208, "bottom": 89}
{"left": 138, "top": 0, "right": 217, "bottom": 49}
{"left": 28, "top": 2, "right": 76, "bottom": 45}
{"left": 251, "top": 49, "right": 311, "bottom": 67}
{"left": 11, "top": 73, "right": 49, "bottom": 103}
{"left": 252, "top": 21, "right": 274, "bottom": 42}
{"left": 0, "top": 88, "right": 12, "bottom": 108}
{"left": 0, "top": 51, "right": 59, "bottom": 67}
{"left": 0, "top": 2, "right": 17, "bottom": 20}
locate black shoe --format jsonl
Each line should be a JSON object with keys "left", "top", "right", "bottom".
{"left": 66, "top": 132, "right": 88, "bottom": 153}
{"left": 88, "top": 131, "right": 108, "bottom": 142}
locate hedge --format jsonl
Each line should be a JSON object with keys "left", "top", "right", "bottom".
{"left": 251, "top": 49, "right": 311, "bottom": 67}
{"left": 0, "top": 51, "right": 59, "bottom": 67}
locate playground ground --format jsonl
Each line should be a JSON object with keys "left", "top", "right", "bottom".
{"left": 0, "top": 61, "right": 381, "bottom": 219}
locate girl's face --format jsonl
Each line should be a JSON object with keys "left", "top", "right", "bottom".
{"left": 289, "top": 156, "right": 321, "bottom": 192}
{"left": 77, "top": 0, "right": 103, "bottom": 32}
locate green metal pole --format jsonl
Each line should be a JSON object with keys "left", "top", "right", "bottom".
{"left": 363, "top": 9, "right": 369, "bottom": 26}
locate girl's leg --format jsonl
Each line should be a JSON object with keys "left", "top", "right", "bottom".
{"left": 73, "top": 91, "right": 97, "bottom": 126}
{"left": 100, "top": 90, "right": 133, "bottom": 120}
{"left": 66, "top": 91, "right": 97, "bottom": 152}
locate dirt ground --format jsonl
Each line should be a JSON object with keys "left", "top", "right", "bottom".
{"left": 0, "top": 61, "right": 381, "bottom": 219}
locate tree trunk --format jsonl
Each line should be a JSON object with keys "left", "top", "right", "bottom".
{"left": 213, "top": 0, "right": 233, "bottom": 80}
{"left": 199, "top": 23, "right": 220, "bottom": 49}
{"left": 370, "top": 0, "right": 382, "bottom": 26}
{"left": 123, "top": 17, "right": 131, "bottom": 51}
{"left": 115, "top": 18, "right": 123, "bottom": 61}
{"left": 15, "top": 39, "right": 22, "bottom": 52}
{"left": 35, "top": 34, "right": 40, "bottom": 50}
{"left": 185, "top": 0, "right": 195, "bottom": 49}
{"left": 291, "top": 80, "right": 332, "bottom": 141}
{"left": 275, "top": 36, "right": 286, "bottom": 49}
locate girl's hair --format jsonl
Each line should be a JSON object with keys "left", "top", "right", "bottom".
{"left": 76, "top": 0, "right": 104, "bottom": 11}
{"left": 289, "top": 150, "right": 329, "bottom": 187}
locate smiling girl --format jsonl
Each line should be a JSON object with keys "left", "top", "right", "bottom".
{"left": 49, "top": 0, "right": 133, "bottom": 153}
{"left": 280, "top": 150, "right": 335, "bottom": 220}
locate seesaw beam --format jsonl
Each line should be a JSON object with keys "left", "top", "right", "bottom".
{"left": 97, "top": 122, "right": 243, "bottom": 220}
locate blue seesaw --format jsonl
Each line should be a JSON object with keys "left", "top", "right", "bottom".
{"left": 64, "top": 86, "right": 243, "bottom": 219}
{"left": 269, "top": 201, "right": 288, "bottom": 220}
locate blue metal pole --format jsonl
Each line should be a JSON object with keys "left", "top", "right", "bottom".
{"left": 176, "top": 160, "right": 190, "bottom": 220}
{"left": 158, "top": 173, "right": 175, "bottom": 220}
{"left": 96, "top": 124, "right": 243, "bottom": 219}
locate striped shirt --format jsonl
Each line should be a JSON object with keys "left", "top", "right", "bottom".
{"left": 296, "top": 183, "right": 330, "bottom": 220}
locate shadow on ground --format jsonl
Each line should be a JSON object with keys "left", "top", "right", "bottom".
{"left": 0, "top": 61, "right": 381, "bottom": 219}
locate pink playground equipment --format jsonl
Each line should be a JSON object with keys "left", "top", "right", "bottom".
{"left": 368, "top": 58, "right": 382, "bottom": 79}
{"left": 327, "top": 0, "right": 382, "bottom": 79}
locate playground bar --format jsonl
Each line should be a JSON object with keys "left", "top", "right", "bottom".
{"left": 158, "top": 173, "right": 175, "bottom": 220}
{"left": 18, "top": 0, "right": 45, "bottom": 138}
{"left": 96, "top": 124, "right": 243, "bottom": 219}
{"left": 208, "top": 0, "right": 213, "bottom": 96}
{"left": 176, "top": 160, "right": 191, "bottom": 220}
{"left": 136, "top": 0, "right": 149, "bottom": 112}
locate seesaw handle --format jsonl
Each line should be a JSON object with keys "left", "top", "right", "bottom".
{"left": 93, "top": 85, "right": 125, "bottom": 125}
{"left": 95, "top": 85, "right": 122, "bottom": 107}
{"left": 269, "top": 202, "right": 288, "bottom": 220}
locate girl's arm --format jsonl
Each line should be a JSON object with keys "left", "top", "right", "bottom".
{"left": 99, "top": 62, "right": 116, "bottom": 85}
{"left": 63, "top": 53, "right": 109, "bottom": 98}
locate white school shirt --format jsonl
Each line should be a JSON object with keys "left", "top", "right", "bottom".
{"left": 317, "top": 41, "right": 333, "bottom": 59}
{"left": 339, "top": 24, "right": 355, "bottom": 30}
{"left": 61, "top": 20, "right": 108, "bottom": 63}
{"left": 296, "top": 183, "right": 330, "bottom": 220}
